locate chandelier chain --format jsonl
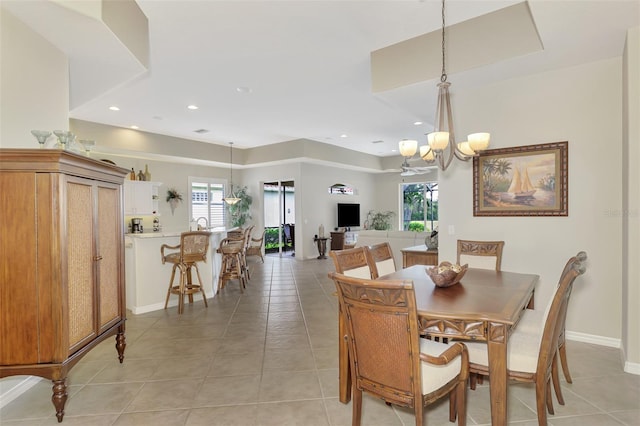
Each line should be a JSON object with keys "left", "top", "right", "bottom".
{"left": 440, "top": 0, "right": 447, "bottom": 83}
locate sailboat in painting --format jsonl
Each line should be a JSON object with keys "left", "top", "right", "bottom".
{"left": 508, "top": 168, "right": 536, "bottom": 199}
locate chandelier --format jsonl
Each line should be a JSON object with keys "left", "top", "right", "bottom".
{"left": 223, "top": 142, "right": 241, "bottom": 205}
{"left": 399, "top": 0, "right": 490, "bottom": 171}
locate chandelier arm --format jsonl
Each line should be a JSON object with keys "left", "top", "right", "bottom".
{"left": 453, "top": 148, "right": 473, "bottom": 161}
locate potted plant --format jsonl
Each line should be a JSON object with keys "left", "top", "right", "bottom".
{"left": 366, "top": 210, "right": 395, "bottom": 230}
{"left": 227, "top": 186, "right": 252, "bottom": 228}
{"left": 166, "top": 188, "right": 183, "bottom": 215}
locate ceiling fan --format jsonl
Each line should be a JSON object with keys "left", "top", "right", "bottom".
{"left": 400, "top": 158, "right": 433, "bottom": 176}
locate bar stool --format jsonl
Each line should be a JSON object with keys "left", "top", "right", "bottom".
{"left": 216, "top": 237, "right": 247, "bottom": 293}
{"left": 161, "top": 231, "right": 212, "bottom": 314}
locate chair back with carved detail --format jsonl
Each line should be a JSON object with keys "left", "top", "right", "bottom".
{"left": 364, "top": 242, "right": 396, "bottom": 279}
{"left": 329, "top": 246, "right": 372, "bottom": 279}
{"left": 329, "top": 272, "right": 469, "bottom": 426}
{"left": 466, "top": 252, "right": 587, "bottom": 426}
{"left": 457, "top": 239, "right": 505, "bottom": 271}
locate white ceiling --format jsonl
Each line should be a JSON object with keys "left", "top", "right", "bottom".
{"left": 6, "top": 0, "right": 639, "bottom": 157}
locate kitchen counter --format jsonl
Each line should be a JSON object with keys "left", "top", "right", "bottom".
{"left": 124, "top": 228, "right": 228, "bottom": 314}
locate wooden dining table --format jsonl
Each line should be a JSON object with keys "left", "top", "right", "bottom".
{"left": 337, "top": 265, "right": 539, "bottom": 426}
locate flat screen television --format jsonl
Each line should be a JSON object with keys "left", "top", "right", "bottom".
{"left": 337, "top": 203, "right": 360, "bottom": 228}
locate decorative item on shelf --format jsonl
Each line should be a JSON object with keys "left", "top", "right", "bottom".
{"left": 319, "top": 224, "right": 325, "bottom": 238}
{"left": 79, "top": 140, "right": 95, "bottom": 156}
{"left": 144, "top": 164, "right": 151, "bottom": 181}
{"left": 397, "top": 0, "right": 490, "bottom": 172}
{"left": 427, "top": 261, "right": 468, "bottom": 288}
{"left": 425, "top": 229, "right": 438, "bottom": 249}
{"left": 137, "top": 170, "right": 145, "bottom": 181}
{"left": 53, "top": 130, "right": 73, "bottom": 150}
{"left": 31, "top": 130, "right": 52, "bottom": 149}
{"left": 366, "top": 210, "right": 395, "bottom": 231}
{"left": 166, "top": 188, "right": 183, "bottom": 215}
{"left": 129, "top": 168, "right": 136, "bottom": 180}
{"left": 153, "top": 216, "right": 160, "bottom": 232}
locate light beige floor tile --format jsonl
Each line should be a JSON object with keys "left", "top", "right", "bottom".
{"left": 186, "top": 405, "right": 259, "bottom": 425}
{"left": 549, "top": 413, "right": 631, "bottom": 425}
{"left": 256, "top": 400, "right": 329, "bottom": 426}
{"left": 569, "top": 374, "right": 640, "bottom": 411}
{"left": 65, "top": 382, "right": 145, "bottom": 416}
{"left": 265, "top": 333, "right": 311, "bottom": 351}
{"left": 609, "top": 409, "right": 640, "bottom": 425}
{"left": 113, "top": 409, "right": 190, "bottom": 426}
{"left": 208, "top": 351, "right": 264, "bottom": 377}
{"left": 123, "top": 378, "right": 202, "bottom": 412}
{"left": 194, "top": 375, "right": 261, "bottom": 406}
{"left": 262, "top": 349, "right": 315, "bottom": 371}
{"left": 259, "top": 370, "right": 322, "bottom": 402}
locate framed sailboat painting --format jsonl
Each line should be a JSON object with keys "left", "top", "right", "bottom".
{"left": 473, "top": 141, "right": 568, "bottom": 216}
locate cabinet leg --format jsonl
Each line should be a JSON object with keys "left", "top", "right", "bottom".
{"left": 52, "top": 379, "right": 67, "bottom": 423}
{"left": 116, "top": 331, "right": 126, "bottom": 363}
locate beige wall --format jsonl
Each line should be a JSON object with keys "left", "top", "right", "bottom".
{"left": 439, "top": 57, "right": 623, "bottom": 343}
{"left": 0, "top": 9, "right": 68, "bottom": 147}
{"left": 622, "top": 26, "right": 640, "bottom": 371}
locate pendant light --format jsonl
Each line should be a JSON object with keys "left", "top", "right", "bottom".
{"left": 223, "top": 142, "right": 240, "bottom": 205}
{"left": 399, "top": 0, "right": 490, "bottom": 171}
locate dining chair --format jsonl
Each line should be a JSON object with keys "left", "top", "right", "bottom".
{"left": 330, "top": 272, "right": 469, "bottom": 426}
{"left": 465, "top": 252, "right": 587, "bottom": 426}
{"left": 456, "top": 239, "right": 505, "bottom": 271}
{"left": 364, "top": 242, "right": 396, "bottom": 278}
{"left": 245, "top": 228, "right": 266, "bottom": 263}
{"left": 515, "top": 251, "right": 588, "bottom": 406}
{"left": 329, "top": 246, "right": 372, "bottom": 279}
{"left": 160, "top": 231, "right": 212, "bottom": 314}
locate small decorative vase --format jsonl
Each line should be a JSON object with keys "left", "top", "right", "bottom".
{"left": 144, "top": 164, "right": 151, "bottom": 181}
{"left": 169, "top": 198, "right": 179, "bottom": 215}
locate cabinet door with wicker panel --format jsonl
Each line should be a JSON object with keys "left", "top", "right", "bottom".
{"left": 0, "top": 149, "right": 127, "bottom": 422}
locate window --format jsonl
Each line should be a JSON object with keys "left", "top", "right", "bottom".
{"left": 401, "top": 182, "right": 438, "bottom": 232}
{"left": 189, "top": 177, "right": 226, "bottom": 228}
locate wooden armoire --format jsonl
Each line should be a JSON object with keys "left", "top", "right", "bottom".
{"left": 0, "top": 149, "right": 128, "bottom": 422}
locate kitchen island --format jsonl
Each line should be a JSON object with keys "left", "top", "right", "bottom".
{"left": 125, "top": 228, "right": 228, "bottom": 314}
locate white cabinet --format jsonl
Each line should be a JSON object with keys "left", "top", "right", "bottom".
{"left": 124, "top": 181, "right": 161, "bottom": 215}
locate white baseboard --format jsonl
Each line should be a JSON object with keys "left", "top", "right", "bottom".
{"left": 624, "top": 360, "right": 640, "bottom": 375}
{"left": 565, "top": 330, "right": 621, "bottom": 348}
{"left": 0, "top": 376, "right": 42, "bottom": 409}
{"left": 128, "top": 291, "right": 217, "bottom": 315}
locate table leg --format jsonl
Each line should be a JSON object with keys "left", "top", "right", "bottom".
{"left": 487, "top": 322, "right": 509, "bottom": 426}
{"left": 338, "top": 307, "right": 351, "bottom": 403}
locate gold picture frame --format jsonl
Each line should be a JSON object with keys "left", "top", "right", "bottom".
{"left": 473, "top": 141, "right": 568, "bottom": 216}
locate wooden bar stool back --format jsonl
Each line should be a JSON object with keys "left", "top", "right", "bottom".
{"left": 161, "top": 231, "right": 212, "bottom": 314}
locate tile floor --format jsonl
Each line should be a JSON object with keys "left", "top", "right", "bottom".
{"left": 1, "top": 256, "right": 638, "bottom": 425}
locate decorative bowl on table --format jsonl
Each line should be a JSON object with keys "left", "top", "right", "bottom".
{"left": 427, "top": 261, "right": 468, "bottom": 288}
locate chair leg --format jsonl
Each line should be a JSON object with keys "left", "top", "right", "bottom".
{"left": 535, "top": 380, "right": 548, "bottom": 426}
{"left": 177, "top": 265, "right": 187, "bottom": 315}
{"left": 469, "top": 373, "right": 477, "bottom": 390}
{"left": 164, "top": 264, "right": 178, "bottom": 309}
{"left": 552, "top": 353, "right": 565, "bottom": 405}
{"left": 546, "top": 378, "right": 555, "bottom": 415}
{"left": 192, "top": 263, "right": 208, "bottom": 308}
{"left": 449, "top": 391, "right": 456, "bottom": 422}
{"left": 559, "top": 341, "right": 572, "bottom": 383}
{"left": 352, "top": 387, "right": 363, "bottom": 426}
{"left": 456, "top": 377, "right": 467, "bottom": 426}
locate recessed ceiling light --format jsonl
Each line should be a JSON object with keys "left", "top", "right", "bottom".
{"left": 187, "top": 105, "right": 199, "bottom": 110}
{"left": 414, "top": 121, "right": 423, "bottom": 125}
{"left": 340, "top": 134, "right": 348, "bottom": 138}
{"left": 236, "top": 87, "right": 252, "bottom": 94}
{"left": 109, "top": 106, "right": 120, "bottom": 111}
{"left": 130, "top": 125, "right": 139, "bottom": 129}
